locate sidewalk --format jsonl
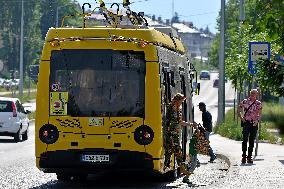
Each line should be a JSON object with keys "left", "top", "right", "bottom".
{"left": 208, "top": 134, "right": 284, "bottom": 189}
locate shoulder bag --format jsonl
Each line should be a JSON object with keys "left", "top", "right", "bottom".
{"left": 241, "top": 100, "right": 256, "bottom": 127}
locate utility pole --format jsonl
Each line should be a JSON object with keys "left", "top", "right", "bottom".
{"left": 19, "top": 0, "right": 24, "bottom": 97}
{"left": 240, "top": 0, "right": 245, "bottom": 22}
{"left": 235, "top": 0, "right": 245, "bottom": 122}
{"left": 217, "top": 0, "right": 225, "bottom": 125}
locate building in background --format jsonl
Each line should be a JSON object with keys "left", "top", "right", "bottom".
{"left": 172, "top": 22, "right": 214, "bottom": 61}
{"left": 68, "top": 12, "right": 215, "bottom": 62}
{"left": 145, "top": 15, "right": 215, "bottom": 61}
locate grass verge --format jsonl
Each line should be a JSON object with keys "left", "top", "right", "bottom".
{"left": 28, "top": 111, "right": 36, "bottom": 120}
{"left": 1, "top": 90, "right": 36, "bottom": 103}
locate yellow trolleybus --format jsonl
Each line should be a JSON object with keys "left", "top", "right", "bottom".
{"left": 35, "top": 0, "right": 198, "bottom": 181}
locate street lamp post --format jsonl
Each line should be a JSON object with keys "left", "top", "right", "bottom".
{"left": 217, "top": 0, "right": 225, "bottom": 125}
{"left": 19, "top": 0, "right": 24, "bottom": 96}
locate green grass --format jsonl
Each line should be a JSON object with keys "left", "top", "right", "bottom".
{"left": 214, "top": 109, "right": 243, "bottom": 141}
{"left": 2, "top": 90, "right": 37, "bottom": 103}
{"left": 214, "top": 105, "right": 282, "bottom": 144}
{"left": 261, "top": 102, "right": 284, "bottom": 134}
{"left": 28, "top": 111, "right": 36, "bottom": 120}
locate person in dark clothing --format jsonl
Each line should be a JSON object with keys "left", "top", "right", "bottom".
{"left": 198, "top": 102, "right": 216, "bottom": 162}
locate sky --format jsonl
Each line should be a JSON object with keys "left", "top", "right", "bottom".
{"left": 77, "top": 0, "right": 220, "bottom": 34}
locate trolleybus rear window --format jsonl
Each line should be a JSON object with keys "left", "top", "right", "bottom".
{"left": 50, "top": 50, "right": 145, "bottom": 117}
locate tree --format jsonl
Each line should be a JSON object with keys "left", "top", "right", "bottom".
{"left": 209, "top": 0, "right": 284, "bottom": 96}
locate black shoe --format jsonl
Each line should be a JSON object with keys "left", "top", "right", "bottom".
{"left": 209, "top": 155, "right": 217, "bottom": 163}
{"left": 196, "top": 161, "right": 201, "bottom": 167}
{"left": 182, "top": 176, "right": 193, "bottom": 185}
{"left": 241, "top": 155, "right": 246, "bottom": 164}
{"left": 247, "top": 156, "right": 253, "bottom": 164}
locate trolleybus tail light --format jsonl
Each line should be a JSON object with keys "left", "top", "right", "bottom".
{"left": 138, "top": 42, "right": 147, "bottom": 48}
{"left": 134, "top": 125, "right": 154, "bottom": 145}
{"left": 39, "top": 124, "right": 59, "bottom": 144}
{"left": 50, "top": 40, "right": 60, "bottom": 47}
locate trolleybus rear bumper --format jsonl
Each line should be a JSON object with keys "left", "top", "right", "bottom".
{"left": 39, "top": 149, "right": 155, "bottom": 173}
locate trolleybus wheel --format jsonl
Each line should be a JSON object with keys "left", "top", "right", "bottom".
{"left": 56, "top": 173, "right": 71, "bottom": 182}
{"left": 71, "top": 174, "right": 88, "bottom": 182}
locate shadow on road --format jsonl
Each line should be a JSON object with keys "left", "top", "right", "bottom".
{"left": 240, "top": 163, "right": 255, "bottom": 166}
{"left": 29, "top": 171, "right": 176, "bottom": 189}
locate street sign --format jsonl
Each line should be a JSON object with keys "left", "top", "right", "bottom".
{"left": 248, "top": 42, "right": 270, "bottom": 74}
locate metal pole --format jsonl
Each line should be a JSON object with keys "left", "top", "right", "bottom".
{"left": 19, "top": 0, "right": 24, "bottom": 97}
{"left": 172, "top": 0, "right": 174, "bottom": 21}
{"left": 28, "top": 66, "right": 30, "bottom": 97}
{"left": 240, "top": 0, "right": 245, "bottom": 22}
{"left": 237, "top": 0, "right": 245, "bottom": 123}
{"left": 254, "top": 89, "right": 261, "bottom": 157}
{"left": 217, "top": 0, "right": 225, "bottom": 125}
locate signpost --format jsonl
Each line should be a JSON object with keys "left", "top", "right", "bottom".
{"left": 248, "top": 42, "right": 270, "bottom": 157}
{"left": 248, "top": 42, "right": 270, "bottom": 74}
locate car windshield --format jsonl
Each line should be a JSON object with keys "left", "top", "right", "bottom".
{"left": 50, "top": 49, "right": 146, "bottom": 117}
{"left": 201, "top": 71, "right": 209, "bottom": 75}
{"left": 0, "top": 100, "right": 13, "bottom": 112}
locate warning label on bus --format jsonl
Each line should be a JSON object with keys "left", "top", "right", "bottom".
{"left": 50, "top": 92, "right": 68, "bottom": 115}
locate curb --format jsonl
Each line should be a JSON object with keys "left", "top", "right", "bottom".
{"left": 216, "top": 153, "right": 231, "bottom": 169}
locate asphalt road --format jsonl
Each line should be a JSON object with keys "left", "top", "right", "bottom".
{"left": 0, "top": 123, "right": 228, "bottom": 189}
{"left": 0, "top": 122, "right": 173, "bottom": 189}
{"left": 193, "top": 72, "right": 235, "bottom": 125}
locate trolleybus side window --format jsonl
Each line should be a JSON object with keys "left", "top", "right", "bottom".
{"left": 50, "top": 50, "right": 145, "bottom": 117}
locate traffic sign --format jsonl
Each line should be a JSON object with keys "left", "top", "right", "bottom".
{"left": 248, "top": 42, "right": 270, "bottom": 74}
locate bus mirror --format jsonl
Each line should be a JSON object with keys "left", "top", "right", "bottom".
{"left": 170, "top": 71, "right": 175, "bottom": 87}
{"left": 190, "top": 72, "right": 195, "bottom": 78}
{"left": 195, "top": 83, "right": 200, "bottom": 95}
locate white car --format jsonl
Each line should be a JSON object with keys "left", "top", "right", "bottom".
{"left": 0, "top": 97, "right": 30, "bottom": 142}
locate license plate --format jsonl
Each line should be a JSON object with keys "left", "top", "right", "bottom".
{"left": 88, "top": 118, "right": 104, "bottom": 126}
{"left": 81, "top": 154, "right": 110, "bottom": 162}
